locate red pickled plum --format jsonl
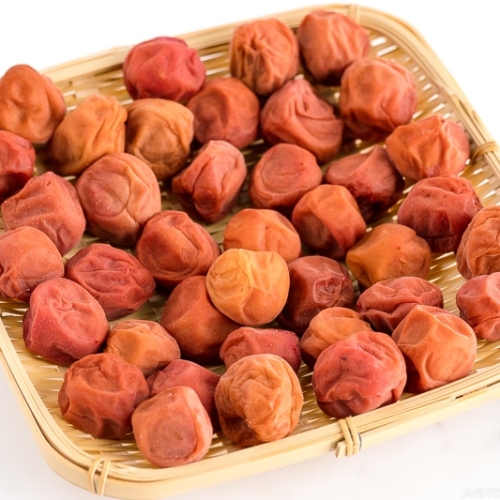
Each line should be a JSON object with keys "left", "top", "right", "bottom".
{"left": 0, "top": 130, "right": 35, "bottom": 200}
{"left": 248, "top": 143, "right": 322, "bottom": 214}
{"left": 260, "top": 78, "right": 344, "bottom": 163}
{"left": 220, "top": 326, "right": 301, "bottom": 372}
{"left": 229, "top": 18, "right": 299, "bottom": 96}
{"left": 206, "top": 249, "right": 290, "bottom": 327}
{"left": 346, "top": 223, "right": 432, "bottom": 289}
{"left": 123, "top": 36, "right": 206, "bottom": 102}
{"left": 385, "top": 115, "right": 470, "bottom": 181}
{"left": 324, "top": 145, "right": 404, "bottom": 222}
{"left": 296, "top": 10, "right": 370, "bottom": 85}
{"left": 397, "top": 175, "right": 482, "bottom": 253}
{"left": 392, "top": 305, "right": 477, "bottom": 393}
{"left": 125, "top": 98, "right": 194, "bottom": 181}
{"left": 300, "top": 307, "right": 372, "bottom": 369}
{"left": 339, "top": 57, "right": 417, "bottom": 142}
{"left": 278, "top": 255, "right": 355, "bottom": 334}
{"left": 312, "top": 331, "right": 407, "bottom": 418}
{"left": 136, "top": 210, "right": 220, "bottom": 289}
{"left": 23, "top": 277, "right": 109, "bottom": 365}
{"left": 291, "top": 184, "right": 366, "bottom": 260}
{"left": 171, "top": 140, "right": 247, "bottom": 224}
{"left": 0, "top": 226, "right": 64, "bottom": 302}
{"left": 147, "top": 358, "right": 221, "bottom": 430}
{"left": 456, "top": 273, "right": 500, "bottom": 341}
{"left": 47, "top": 94, "right": 127, "bottom": 176}
{"left": 65, "top": 243, "right": 156, "bottom": 321}
{"left": 2, "top": 171, "right": 86, "bottom": 255}
{"left": 455, "top": 206, "right": 500, "bottom": 279}
{"left": 58, "top": 352, "right": 149, "bottom": 439}
{"left": 215, "top": 354, "right": 303, "bottom": 447}
{"left": 222, "top": 208, "right": 302, "bottom": 263}
{"left": 104, "top": 319, "right": 181, "bottom": 377}
{"left": 0, "top": 64, "right": 66, "bottom": 144}
{"left": 132, "top": 386, "right": 213, "bottom": 467}
{"left": 76, "top": 152, "right": 162, "bottom": 247}
{"left": 187, "top": 76, "right": 260, "bottom": 149}
{"left": 356, "top": 277, "right": 444, "bottom": 334}
{"left": 159, "top": 275, "right": 239, "bottom": 364}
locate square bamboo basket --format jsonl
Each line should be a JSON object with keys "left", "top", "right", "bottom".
{"left": 1, "top": 3, "right": 500, "bottom": 499}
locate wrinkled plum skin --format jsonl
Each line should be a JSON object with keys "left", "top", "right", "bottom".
{"left": 0, "top": 226, "right": 64, "bottom": 302}
{"left": 249, "top": 143, "right": 322, "bottom": 214}
{"left": 392, "top": 305, "right": 477, "bottom": 393}
{"left": 260, "top": 78, "right": 344, "bottom": 163}
{"left": 279, "top": 255, "right": 355, "bottom": 335}
{"left": 339, "top": 57, "right": 418, "bottom": 142}
{"left": 220, "top": 326, "right": 301, "bottom": 372}
{"left": 222, "top": 208, "right": 302, "bottom": 263}
{"left": 23, "top": 277, "right": 109, "bottom": 365}
{"left": 132, "top": 386, "right": 213, "bottom": 468}
{"left": 346, "top": 223, "right": 432, "bottom": 289}
{"left": 456, "top": 206, "right": 500, "bottom": 279}
{"left": 324, "top": 146, "right": 404, "bottom": 222}
{"left": 187, "top": 77, "right": 260, "bottom": 149}
{"left": 206, "top": 248, "right": 290, "bottom": 327}
{"left": 58, "top": 353, "right": 150, "bottom": 439}
{"left": 456, "top": 273, "right": 500, "bottom": 341}
{"left": 104, "top": 319, "right": 181, "bottom": 377}
{"left": 0, "top": 130, "right": 35, "bottom": 200}
{"left": 65, "top": 243, "right": 156, "bottom": 320}
{"left": 147, "top": 358, "right": 221, "bottom": 430}
{"left": 76, "top": 152, "right": 162, "bottom": 247}
{"left": 123, "top": 36, "right": 206, "bottom": 102}
{"left": 126, "top": 98, "right": 194, "bottom": 181}
{"left": 356, "top": 277, "right": 444, "bottom": 334}
{"left": 215, "top": 354, "right": 303, "bottom": 447}
{"left": 0, "top": 64, "right": 66, "bottom": 144}
{"left": 2, "top": 171, "right": 86, "bottom": 255}
{"left": 172, "top": 140, "right": 247, "bottom": 223}
{"left": 291, "top": 184, "right": 366, "bottom": 260}
{"left": 385, "top": 115, "right": 470, "bottom": 181}
{"left": 159, "top": 275, "right": 239, "bottom": 365}
{"left": 47, "top": 94, "right": 127, "bottom": 176}
{"left": 300, "top": 307, "right": 372, "bottom": 369}
{"left": 136, "top": 211, "right": 220, "bottom": 289}
{"left": 297, "top": 10, "right": 371, "bottom": 85}
{"left": 397, "top": 175, "right": 482, "bottom": 253}
{"left": 229, "top": 19, "right": 299, "bottom": 96}
{"left": 312, "top": 331, "right": 407, "bottom": 418}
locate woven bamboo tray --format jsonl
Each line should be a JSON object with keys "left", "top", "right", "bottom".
{"left": 1, "top": 3, "right": 500, "bottom": 499}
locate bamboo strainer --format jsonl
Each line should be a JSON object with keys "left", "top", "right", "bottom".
{"left": 1, "top": 4, "right": 500, "bottom": 499}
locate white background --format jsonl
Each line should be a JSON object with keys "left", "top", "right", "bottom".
{"left": 0, "top": 1, "right": 499, "bottom": 499}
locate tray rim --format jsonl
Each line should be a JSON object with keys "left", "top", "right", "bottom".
{"left": 1, "top": 3, "right": 500, "bottom": 499}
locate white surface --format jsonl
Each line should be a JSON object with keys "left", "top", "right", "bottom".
{"left": 0, "top": 1, "right": 499, "bottom": 499}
